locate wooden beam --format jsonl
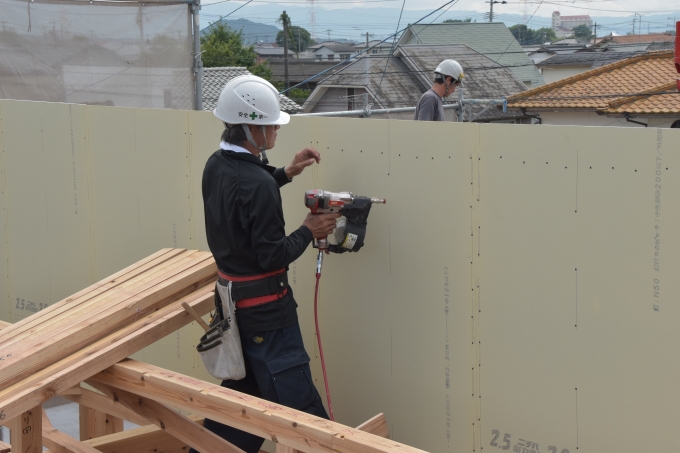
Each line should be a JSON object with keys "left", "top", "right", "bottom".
{"left": 0, "top": 321, "right": 10, "bottom": 330}
{"left": 0, "top": 285, "right": 214, "bottom": 423}
{"left": 63, "top": 388, "right": 149, "bottom": 427}
{"left": 83, "top": 415, "right": 204, "bottom": 453}
{"left": 91, "top": 360, "right": 428, "bottom": 453}
{"left": 0, "top": 439, "right": 10, "bottom": 453}
{"left": 9, "top": 406, "right": 41, "bottom": 453}
{"left": 78, "top": 406, "right": 123, "bottom": 441}
{"left": 42, "top": 410, "right": 102, "bottom": 453}
{"left": 356, "top": 414, "right": 389, "bottom": 439}
{"left": 86, "top": 380, "right": 245, "bottom": 453}
{"left": 0, "top": 250, "right": 216, "bottom": 389}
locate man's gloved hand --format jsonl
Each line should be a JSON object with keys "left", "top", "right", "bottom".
{"left": 285, "top": 148, "right": 321, "bottom": 179}
{"left": 302, "top": 212, "right": 342, "bottom": 239}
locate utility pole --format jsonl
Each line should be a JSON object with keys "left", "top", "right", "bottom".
{"left": 326, "top": 29, "right": 331, "bottom": 41}
{"left": 366, "top": 32, "right": 369, "bottom": 48}
{"left": 592, "top": 23, "right": 597, "bottom": 44}
{"left": 283, "top": 11, "right": 289, "bottom": 90}
{"left": 489, "top": 0, "right": 493, "bottom": 22}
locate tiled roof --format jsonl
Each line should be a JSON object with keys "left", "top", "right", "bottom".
{"left": 603, "top": 33, "right": 675, "bottom": 44}
{"left": 397, "top": 23, "right": 544, "bottom": 87}
{"left": 507, "top": 51, "right": 678, "bottom": 114}
{"left": 268, "top": 60, "right": 350, "bottom": 83}
{"left": 646, "top": 42, "right": 675, "bottom": 51}
{"left": 537, "top": 52, "right": 645, "bottom": 68}
{"left": 201, "top": 67, "right": 301, "bottom": 113}
{"left": 316, "top": 44, "right": 357, "bottom": 53}
{"left": 603, "top": 82, "right": 680, "bottom": 114}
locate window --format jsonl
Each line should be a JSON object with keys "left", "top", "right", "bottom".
{"left": 339, "top": 54, "right": 350, "bottom": 60}
{"left": 327, "top": 55, "right": 334, "bottom": 60}
{"left": 347, "top": 88, "right": 355, "bottom": 111}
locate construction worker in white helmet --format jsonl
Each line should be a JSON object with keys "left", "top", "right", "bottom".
{"left": 414, "top": 59, "right": 464, "bottom": 121}
{"left": 193, "top": 74, "right": 339, "bottom": 453}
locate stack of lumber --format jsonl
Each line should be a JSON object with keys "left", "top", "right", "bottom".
{"left": 0, "top": 248, "right": 217, "bottom": 422}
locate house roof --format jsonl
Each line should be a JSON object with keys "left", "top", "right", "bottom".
{"left": 305, "top": 44, "right": 527, "bottom": 121}
{"left": 537, "top": 52, "right": 645, "bottom": 69}
{"left": 268, "top": 60, "right": 350, "bottom": 83}
{"left": 254, "top": 47, "right": 287, "bottom": 56}
{"left": 397, "top": 23, "right": 544, "bottom": 87}
{"left": 354, "top": 40, "right": 394, "bottom": 49}
{"left": 201, "top": 67, "right": 301, "bottom": 113}
{"left": 506, "top": 51, "right": 678, "bottom": 115}
{"left": 315, "top": 44, "right": 357, "bottom": 53}
{"left": 600, "top": 33, "right": 674, "bottom": 44}
{"left": 646, "top": 41, "right": 675, "bottom": 51}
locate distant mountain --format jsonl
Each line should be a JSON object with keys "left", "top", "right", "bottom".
{"left": 199, "top": 4, "right": 679, "bottom": 41}
{"left": 201, "top": 18, "right": 281, "bottom": 45}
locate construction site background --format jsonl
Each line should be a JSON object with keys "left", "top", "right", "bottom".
{"left": 0, "top": 98, "right": 679, "bottom": 453}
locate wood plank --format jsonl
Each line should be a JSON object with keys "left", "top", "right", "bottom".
{"left": 356, "top": 414, "right": 389, "bottom": 439}
{"left": 91, "top": 360, "right": 428, "bottom": 453}
{"left": 0, "top": 249, "right": 200, "bottom": 355}
{"left": 276, "top": 444, "right": 300, "bottom": 453}
{"left": 0, "top": 252, "right": 216, "bottom": 389}
{"left": 0, "top": 321, "right": 10, "bottom": 330}
{"left": 0, "top": 285, "right": 214, "bottom": 423}
{"left": 87, "top": 381, "right": 244, "bottom": 453}
{"left": 0, "top": 248, "right": 194, "bottom": 349}
{"left": 0, "top": 248, "right": 181, "bottom": 345}
{"left": 42, "top": 410, "right": 102, "bottom": 453}
{"left": 0, "top": 439, "right": 10, "bottom": 453}
{"left": 82, "top": 416, "right": 204, "bottom": 453}
{"left": 63, "top": 388, "right": 149, "bottom": 427}
{"left": 9, "top": 406, "right": 41, "bottom": 453}
{"left": 78, "top": 406, "right": 123, "bottom": 441}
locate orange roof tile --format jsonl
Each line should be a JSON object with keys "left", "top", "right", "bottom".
{"left": 603, "top": 82, "right": 680, "bottom": 114}
{"left": 507, "top": 51, "right": 678, "bottom": 113}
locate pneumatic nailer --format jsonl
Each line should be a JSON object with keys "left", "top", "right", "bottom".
{"left": 304, "top": 189, "right": 386, "bottom": 274}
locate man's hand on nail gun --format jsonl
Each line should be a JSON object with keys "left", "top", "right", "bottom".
{"left": 285, "top": 148, "right": 321, "bottom": 179}
{"left": 302, "top": 212, "right": 341, "bottom": 239}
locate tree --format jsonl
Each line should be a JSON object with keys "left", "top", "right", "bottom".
{"left": 200, "top": 22, "right": 271, "bottom": 80}
{"left": 276, "top": 26, "right": 314, "bottom": 52}
{"left": 509, "top": 24, "right": 558, "bottom": 45}
{"left": 443, "top": 18, "right": 473, "bottom": 23}
{"left": 571, "top": 24, "right": 593, "bottom": 41}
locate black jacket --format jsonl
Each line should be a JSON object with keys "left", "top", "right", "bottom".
{"left": 202, "top": 150, "right": 312, "bottom": 330}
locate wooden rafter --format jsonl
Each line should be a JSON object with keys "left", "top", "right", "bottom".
{"left": 91, "top": 360, "right": 427, "bottom": 453}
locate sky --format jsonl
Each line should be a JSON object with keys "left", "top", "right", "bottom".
{"left": 198, "top": 0, "right": 680, "bottom": 41}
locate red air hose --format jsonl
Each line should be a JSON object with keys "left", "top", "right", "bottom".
{"left": 314, "top": 271, "right": 335, "bottom": 421}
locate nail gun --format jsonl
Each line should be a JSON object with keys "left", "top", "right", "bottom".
{"left": 303, "top": 189, "right": 386, "bottom": 421}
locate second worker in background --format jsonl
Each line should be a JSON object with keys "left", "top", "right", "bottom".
{"left": 414, "top": 59, "right": 464, "bottom": 121}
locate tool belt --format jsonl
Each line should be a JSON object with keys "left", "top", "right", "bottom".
{"left": 217, "top": 268, "right": 288, "bottom": 309}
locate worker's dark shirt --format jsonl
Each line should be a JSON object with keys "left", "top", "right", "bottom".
{"left": 414, "top": 89, "right": 444, "bottom": 121}
{"left": 202, "top": 149, "right": 313, "bottom": 331}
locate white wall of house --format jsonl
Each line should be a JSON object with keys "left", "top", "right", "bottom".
{"left": 538, "top": 111, "right": 680, "bottom": 128}
{"left": 314, "top": 47, "right": 356, "bottom": 61}
{"left": 540, "top": 66, "right": 589, "bottom": 84}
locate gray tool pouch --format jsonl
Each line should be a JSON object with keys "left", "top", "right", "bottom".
{"left": 196, "top": 280, "right": 246, "bottom": 380}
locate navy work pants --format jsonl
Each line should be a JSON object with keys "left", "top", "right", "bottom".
{"left": 189, "top": 322, "right": 329, "bottom": 453}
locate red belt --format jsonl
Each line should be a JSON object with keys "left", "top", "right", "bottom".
{"left": 218, "top": 268, "right": 288, "bottom": 309}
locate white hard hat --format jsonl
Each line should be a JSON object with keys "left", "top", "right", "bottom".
{"left": 434, "top": 59, "right": 464, "bottom": 82}
{"left": 213, "top": 74, "right": 290, "bottom": 126}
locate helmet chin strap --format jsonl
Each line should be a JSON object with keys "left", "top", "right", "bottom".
{"left": 242, "top": 124, "right": 269, "bottom": 165}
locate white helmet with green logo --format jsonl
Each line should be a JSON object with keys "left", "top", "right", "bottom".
{"left": 434, "top": 59, "right": 464, "bottom": 83}
{"left": 213, "top": 74, "right": 290, "bottom": 126}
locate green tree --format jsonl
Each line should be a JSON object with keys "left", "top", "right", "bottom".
{"left": 443, "top": 18, "right": 473, "bottom": 23}
{"left": 571, "top": 24, "right": 593, "bottom": 41}
{"left": 200, "top": 22, "right": 271, "bottom": 79}
{"left": 509, "top": 24, "right": 535, "bottom": 45}
{"left": 276, "top": 26, "right": 314, "bottom": 52}
{"left": 509, "top": 24, "right": 558, "bottom": 45}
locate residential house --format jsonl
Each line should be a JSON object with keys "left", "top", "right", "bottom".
{"left": 397, "top": 22, "right": 544, "bottom": 88}
{"left": 201, "top": 67, "right": 301, "bottom": 114}
{"left": 268, "top": 60, "right": 351, "bottom": 92}
{"left": 314, "top": 44, "right": 358, "bottom": 62}
{"left": 537, "top": 51, "right": 645, "bottom": 83}
{"left": 301, "top": 44, "right": 529, "bottom": 123}
{"left": 254, "top": 46, "right": 315, "bottom": 64}
{"left": 354, "top": 40, "right": 394, "bottom": 55}
{"left": 590, "top": 34, "right": 675, "bottom": 52}
{"left": 506, "top": 51, "right": 680, "bottom": 128}
{"left": 525, "top": 42, "right": 590, "bottom": 65}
